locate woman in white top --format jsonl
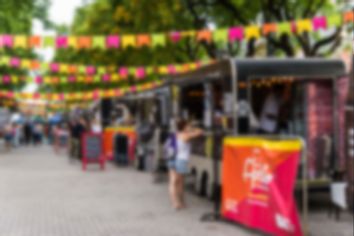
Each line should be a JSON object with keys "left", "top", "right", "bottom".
{"left": 168, "top": 119, "right": 203, "bottom": 210}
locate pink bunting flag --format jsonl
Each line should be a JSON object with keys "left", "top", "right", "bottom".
{"left": 136, "top": 67, "right": 146, "bottom": 79}
{"left": 3, "top": 75, "right": 10, "bottom": 84}
{"left": 93, "top": 90, "right": 99, "bottom": 100}
{"left": 102, "top": 74, "right": 110, "bottom": 82}
{"left": 59, "top": 93, "right": 65, "bottom": 101}
{"left": 2, "top": 35, "right": 13, "bottom": 47}
{"left": 291, "top": 21, "right": 297, "bottom": 33}
{"left": 169, "top": 32, "right": 182, "bottom": 43}
{"left": 114, "top": 89, "right": 121, "bottom": 96}
{"left": 68, "top": 76, "right": 76, "bottom": 83}
{"left": 33, "top": 93, "right": 40, "bottom": 99}
{"left": 168, "top": 65, "right": 176, "bottom": 74}
{"left": 130, "top": 86, "right": 137, "bottom": 92}
{"left": 195, "top": 61, "right": 202, "bottom": 69}
{"left": 119, "top": 67, "right": 128, "bottom": 78}
{"left": 7, "top": 91, "right": 14, "bottom": 98}
{"left": 312, "top": 16, "right": 327, "bottom": 31}
{"left": 35, "top": 76, "right": 43, "bottom": 84}
{"left": 106, "top": 35, "right": 120, "bottom": 48}
{"left": 86, "top": 66, "right": 96, "bottom": 75}
{"left": 229, "top": 27, "right": 244, "bottom": 42}
{"left": 50, "top": 63, "right": 60, "bottom": 73}
{"left": 10, "top": 58, "right": 21, "bottom": 67}
{"left": 56, "top": 36, "right": 68, "bottom": 48}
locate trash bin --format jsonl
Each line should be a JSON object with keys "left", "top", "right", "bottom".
{"left": 114, "top": 134, "right": 129, "bottom": 165}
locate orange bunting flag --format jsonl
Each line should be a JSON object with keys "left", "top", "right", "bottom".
{"left": 344, "top": 11, "right": 354, "bottom": 23}
{"left": 136, "top": 34, "right": 151, "bottom": 47}
{"left": 30, "top": 60, "right": 39, "bottom": 70}
{"left": 68, "top": 65, "right": 78, "bottom": 74}
{"left": 196, "top": 30, "right": 212, "bottom": 43}
{"left": 78, "top": 37, "right": 92, "bottom": 49}
{"left": 29, "top": 36, "right": 41, "bottom": 47}
{"left": 262, "top": 23, "right": 277, "bottom": 35}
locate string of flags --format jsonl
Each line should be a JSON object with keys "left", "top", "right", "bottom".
{"left": 0, "top": 80, "right": 163, "bottom": 101}
{"left": 0, "top": 56, "right": 212, "bottom": 77}
{"left": 0, "top": 12, "right": 352, "bottom": 50}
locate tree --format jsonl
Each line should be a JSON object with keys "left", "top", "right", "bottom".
{"left": 48, "top": 0, "right": 351, "bottom": 94}
{"left": 182, "top": 0, "right": 351, "bottom": 57}
{"left": 0, "top": 0, "right": 52, "bottom": 91}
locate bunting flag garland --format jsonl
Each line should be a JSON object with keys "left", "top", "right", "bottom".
{"left": 0, "top": 12, "right": 351, "bottom": 50}
{"left": 0, "top": 64, "right": 209, "bottom": 85}
{"left": 0, "top": 56, "right": 212, "bottom": 77}
{"left": 0, "top": 80, "right": 163, "bottom": 101}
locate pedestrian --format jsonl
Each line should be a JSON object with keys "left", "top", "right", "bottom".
{"left": 13, "top": 123, "right": 22, "bottom": 147}
{"left": 3, "top": 123, "right": 14, "bottom": 151}
{"left": 54, "top": 123, "right": 69, "bottom": 154}
{"left": 91, "top": 118, "right": 102, "bottom": 133}
{"left": 23, "top": 120, "right": 32, "bottom": 145}
{"left": 32, "top": 123, "right": 43, "bottom": 145}
{"left": 167, "top": 119, "right": 203, "bottom": 210}
{"left": 69, "top": 118, "right": 87, "bottom": 161}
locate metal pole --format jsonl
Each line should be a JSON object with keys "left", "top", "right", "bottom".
{"left": 301, "top": 138, "right": 309, "bottom": 236}
{"left": 229, "top": 58, "right": 238, "bottom": 135}
{"left": 332, "top": 78, "right": 339, "bottom": 171}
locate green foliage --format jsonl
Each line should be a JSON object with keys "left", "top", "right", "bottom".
{"left": 0, "top": 0, "right": 52, "bottom": 91}
{"left": 49, "top": 0, "right": 348, "bottom": 93}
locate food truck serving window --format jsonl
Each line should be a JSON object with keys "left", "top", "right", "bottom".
{"left": 180, "top": 84, "right": 204, "bottom": 122}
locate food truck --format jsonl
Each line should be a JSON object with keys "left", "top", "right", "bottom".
{"left": 167, "top": 58, "right": 348, "bottom": 198}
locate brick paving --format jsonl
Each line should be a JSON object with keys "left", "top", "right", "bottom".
{"left": 0, "top": 144, "right": 352, "bottom": 236}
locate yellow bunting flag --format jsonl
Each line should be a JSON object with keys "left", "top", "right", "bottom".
{"left": 296, "top": 19, "right": 312, "bottom": 33}
{"left": 22, "top": 59, "right": 31, "bottom": 69}
{"left": 68, "top": 37, "right": 77, "bottom": 48}
{"left": 14, "top": 35, "right": 28, "bottom": 48}
{"left": 245, "top": 26, "right": 260, "bottom": 39}
{"left": 122, "top": 35, "right": 136, "bottom": 48}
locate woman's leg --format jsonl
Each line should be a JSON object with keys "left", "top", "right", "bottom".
{"left": 176, "top": 174, "right": 186, "bottom": 208}
{"left": 169, "top": 169, "right": 180, "bottom": 208}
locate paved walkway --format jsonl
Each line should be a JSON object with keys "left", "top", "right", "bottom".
{"left": 0, "top": 145, "right": 352, "bottom": 236}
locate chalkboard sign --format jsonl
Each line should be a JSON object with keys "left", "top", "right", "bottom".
{"left": 82, "top": 133, "right": 103, "bottom": 160}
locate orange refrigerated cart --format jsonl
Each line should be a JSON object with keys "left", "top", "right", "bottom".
{"left": 103, "top": 126, "right": 137, "bottom": 163}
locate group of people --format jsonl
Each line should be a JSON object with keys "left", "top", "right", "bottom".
{"left": 52, "top": 116, "right": 102, "bottom": 161}
{"left": 2, "top": 118, "right": 45, "bottom": 151}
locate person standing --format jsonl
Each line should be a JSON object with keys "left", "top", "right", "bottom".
{"left": 3, "top": 123, "right": 14, "bottom": 151}
{"left": 23, "top": 120, "right": 32, "bottom": 145}
{"left": 167, "top": 119, "right": 203, "bottom": 210}
{"left": 69, "top": 118, "right": 87, "bottom": 161}
{"left": 91, "top": 118, "right": 102, "bottom": 134}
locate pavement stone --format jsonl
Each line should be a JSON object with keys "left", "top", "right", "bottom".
{"left": 0, "top": 145, "right": 352, "bottom": 236}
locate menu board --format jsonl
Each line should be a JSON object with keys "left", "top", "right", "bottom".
{"left": 83, "top": 134, "right": 102, "bottom": 160}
